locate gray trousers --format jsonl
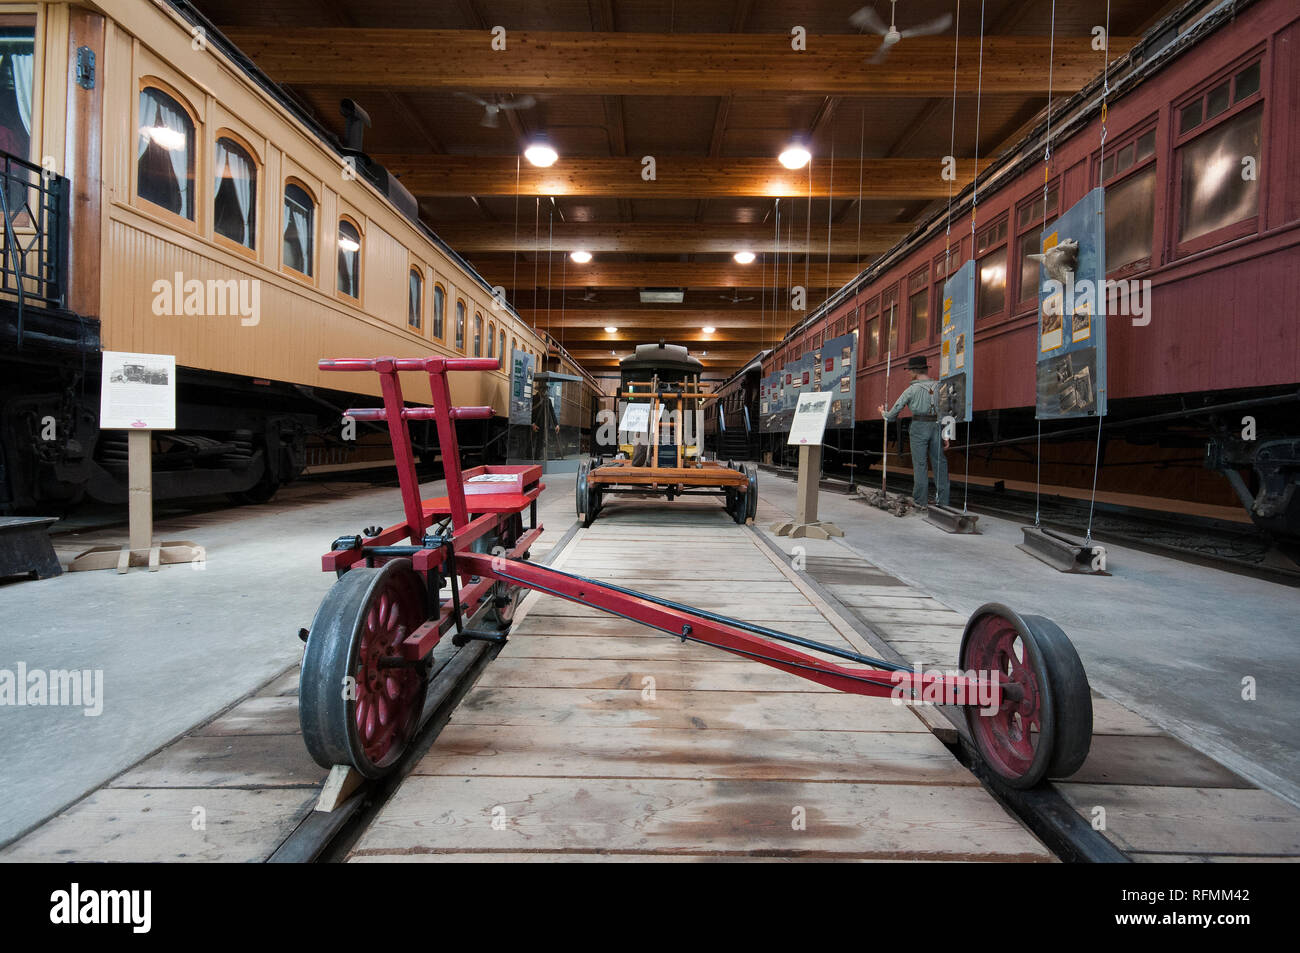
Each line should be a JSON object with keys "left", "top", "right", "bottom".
{"left": 908, "top": 420, "right": 950, "bottom": 507}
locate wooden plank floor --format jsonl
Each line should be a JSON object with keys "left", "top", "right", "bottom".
{"left": 349, "top": 498, "right": 1052, "bottom": 862}
{"left": 755, "top": 497, "right": 1300, "bottom": 863}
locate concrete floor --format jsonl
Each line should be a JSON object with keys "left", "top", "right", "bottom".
{"left": 3, "top": 462, "right": 1296, "bottom": 845}
{"left": 0, "top": 476, "right": 574, "bottom": 845}
{"left": 756, "top": 471, "right": 1300, "bottom": 808}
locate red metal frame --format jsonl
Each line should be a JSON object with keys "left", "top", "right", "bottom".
{"left": 317, "top": 356, "right": 1005, "bottom": 708}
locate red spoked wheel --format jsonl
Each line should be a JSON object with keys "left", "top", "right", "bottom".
{"left": 959, "top": 603, "right": 1092, "bottom": 789}
{"left": 299, "top": 558, "right": 430, "bottom": 778}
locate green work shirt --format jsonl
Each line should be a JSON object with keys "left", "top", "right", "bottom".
{"left": 883, "top": 379, "right": 938, "bottom": 421}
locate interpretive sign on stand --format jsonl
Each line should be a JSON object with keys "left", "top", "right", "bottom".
{"left": 772, "top": 392, "right": 843, "bottom": 540}
{"left": 71, "top": 351, "right": 201, "bottom": 574}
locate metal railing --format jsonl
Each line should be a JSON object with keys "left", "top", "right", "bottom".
{"left": 0, "top": 151, "right": 70, "bottom": 348}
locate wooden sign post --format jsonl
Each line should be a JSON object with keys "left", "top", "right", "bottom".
{"left": 772, "top": 393, "right": 844, "bottom": 540}
{"left": 70, "top": 351, "right": 203, "bottom": 573}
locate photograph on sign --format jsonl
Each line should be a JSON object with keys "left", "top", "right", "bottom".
{"left": 100, "top": 351, "right": 177, "bottom": 430}
{"left": 787, "top": 392, "right": 833, "bottom": 446}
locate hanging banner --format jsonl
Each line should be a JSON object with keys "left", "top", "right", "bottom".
{"left": 939, "top": 260, "right": 975, "bottom": 424}
{"left": 1035, "top": 187, "right": 1108, "bottom": 419}
{"left": 508, "top": 349, "right": 535, "bottom": 425}
{"left": 774, "top": 356, "right": 810, "bottom": 433}
{"left": 819, "top": 331, "right": 858, "bottom": 429}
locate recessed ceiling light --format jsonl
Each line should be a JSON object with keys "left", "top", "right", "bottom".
{"left": 778, "top": 143, "right": 811, "bottom": 170}
{"left": 570, "top": 250, "right": 593, "bottom": 263}
{"left": 524, "top": 140, "right": 558, "bottom": 167}
{"left": 604, "top": 326, "right": 618, "bottom": 333}
{"left": 702, "top": 326, "right": 716, "bottom": 334}
{"left": 733, "top": 251, "right": 756, "bottom": 264}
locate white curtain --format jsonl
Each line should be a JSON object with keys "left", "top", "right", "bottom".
{"left": 138, "top": 90, "right": 192, "bottom": 214}
{"left": 10, "top": 53, "right": 32, "bottom": 135}
{"left": 216, "top": 139, "right": 254, "bottom": 243}
{"left": 284, "top": 201, "right": 312, "bottom": 273}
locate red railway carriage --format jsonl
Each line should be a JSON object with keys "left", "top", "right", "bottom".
{"left": 734, "top": 0, "right": 1300, "bottom": 541}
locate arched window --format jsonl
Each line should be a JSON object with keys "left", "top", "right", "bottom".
{"left": 213, "top": 135, "right": 256, "bottom": 250}
{"left": 408, "top": 268, "right": 423, "bottom": 329}
{"left": 487, "top": 321, "right": 496, "bottom": 358}
{"left": 282, "top": 181, "right": 315, "bottom": 277}
{"left": 499, "top": 329, "right": 506, "bottom": 362}
{"left": 473, "top": 314, "right": 483, "bottom": 356}
{"left": 137, "top": 85, "right": 196, "bottom": 220}
{"left": 455, "top": 300, "right": 466, "bottom": 350}
{"left": 337, "top": 218, "right": 361, "bottom": 298}
{"left": 432, "top": 284, "right": 445, "bottom": 338}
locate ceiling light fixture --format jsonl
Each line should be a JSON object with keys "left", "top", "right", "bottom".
{"left": 524, "top": 139, "right": 558, "bottom": 167}
{"left": 570, "top": 250, "right": 593, "bottom": 263}
{"left": 733, "top": 251, "right": 756, "bottom": 264}
{"left": 702, "top": 326, "right": 716, "bottom": 334}
{"left": 778, "top": 143, "right": 812, "bottom": 170}
{"left": 604, "top": 326, "right": 618, "bottom": 333}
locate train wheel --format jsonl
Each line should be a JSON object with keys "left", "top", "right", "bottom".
{"left": 299, "top": 558, "right": 429, "bottom": 778}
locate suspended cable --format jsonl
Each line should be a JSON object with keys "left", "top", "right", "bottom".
{"left": 1084, "top": 0, "right": 1111, "bottom": 545}
{"left": 511, "top": 155, "right": 520, "bottom": 313}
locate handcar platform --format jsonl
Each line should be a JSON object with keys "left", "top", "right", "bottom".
{"left": 346, "top": 498, "right": 1054, "bottom": 862}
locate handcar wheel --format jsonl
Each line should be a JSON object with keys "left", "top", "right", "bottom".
{"left": 576, "top": 462, "right": 589, "bottom": 519}
{"left": 1021, "top": 613, "right": 1093, "bottom": 779}
{"left": 959, "top": 604, "right": 1056, "bottom": 789}
{"left": 299, "top": 558, "right": 430, "bottom": 778}
{"left": 744, "top": 464, "right": 759, "bottom": 523}
{"left": 583, "top": 486, "right": 601, "bottom": 527}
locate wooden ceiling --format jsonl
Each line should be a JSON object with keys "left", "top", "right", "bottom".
{"left": 198, "top": 0, "right": 1179, "bottom": 376}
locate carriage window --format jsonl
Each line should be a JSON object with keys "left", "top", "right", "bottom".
{"left": 213, "top": 136, "right": 256, "bottom": 249}
{"left": 455, "top": 301, "right": 466, "bottom": 350}
{"left": 1234, "top": 62, "right": 1260, "bottom": 102}
{"left": 337, "top": 219, "right": 361, "bottom": 298}
{"left": 432, "top": 285, "right": 445, "bottom": 338}
{"left": 908, "top": 289, "right": 929, "bottom": 345}
{"left": 976, "top": 220, "right": 1008, "bottom": 320}
{"left": 282, "top": 183, "right": 314, "bottom": 276}
{"left": 499, "top": 329, "right": 506, "bottom": 362}
{"left": 487, "top": 321, "right": 496, "bottom": 358}
{"left": 1177, "top": 102, "right": 1262, "bottom": 246}
{"left": 473, "top": 314, "right": 483, "bottom": 356}
{"left": 0, "top": 25, "right": 36, "bottom": 163}
{"left": 865, "top": 316, "right": 880, "bottom": 360}
{"left": 1017, "top": 185, "right": 1059, "bottom": 303}
{"left": 408, "top": 268, "right": 422, "bottom": 329}
{"left": 137, "top": 86, "right": 196, "bottom": 220}
{"left": 1106, "top": 164, "right": 1156, "bottom": 271}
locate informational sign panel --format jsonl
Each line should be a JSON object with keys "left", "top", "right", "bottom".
{"left": 819, "top": 331, "right": 857, "bottom": 429}
{"left": 618, "top": 401, "right": 663, "bottom": 434}
{"left": 100, "top": 351, "right": 176, "bottom": 430}
{"left": 509, "top": 348, "right": 535, "bottom": 425}
{"left": 787, "top": 392, "right": 833, "bottom": 446}
{"left": 939, "top": 260, "right": 976, "bottom": 423}
{"left": 773, "top": 357, "right": 807, "bottom": 433}
{"left": 1035, "top": 187, "right": 1108, "bottom": 419}
{"left": 759, "top": 371, "right": 781, "bottom": 434}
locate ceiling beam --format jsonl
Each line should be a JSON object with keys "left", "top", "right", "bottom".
{"left": 439, "top": 222, "right": 910, "bottom": 254}
{"left": 221, "top": 29, "right": 1137, "bottom": 96}
{"left": 381, "top": 155, "right": 993, "bottom": 198}
{"left": 494, "top": 261, "right": 861, "bottom": 289}
{"left": 516, "top": 309, "right": 774, "bottom": 328}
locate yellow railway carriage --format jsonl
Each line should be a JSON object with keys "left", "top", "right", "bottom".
{"left": 0, "top": 0, "right": 597, "bottom": 509}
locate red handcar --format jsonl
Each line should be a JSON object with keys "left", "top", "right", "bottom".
{"left": 298, "top": 356, "right": 1094, "bottom": 789}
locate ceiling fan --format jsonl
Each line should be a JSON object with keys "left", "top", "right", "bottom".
{"left": 850, "top": 1, "right": 954, "bottom": 64}
{"left": 579, "top": 288, "right": 598, "bottom": 302}
{"left": 719, "top": 291, "right": 755, "bottom": 304}
{"left": 454, "top": 92, "right": 537, "bottom": 128}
